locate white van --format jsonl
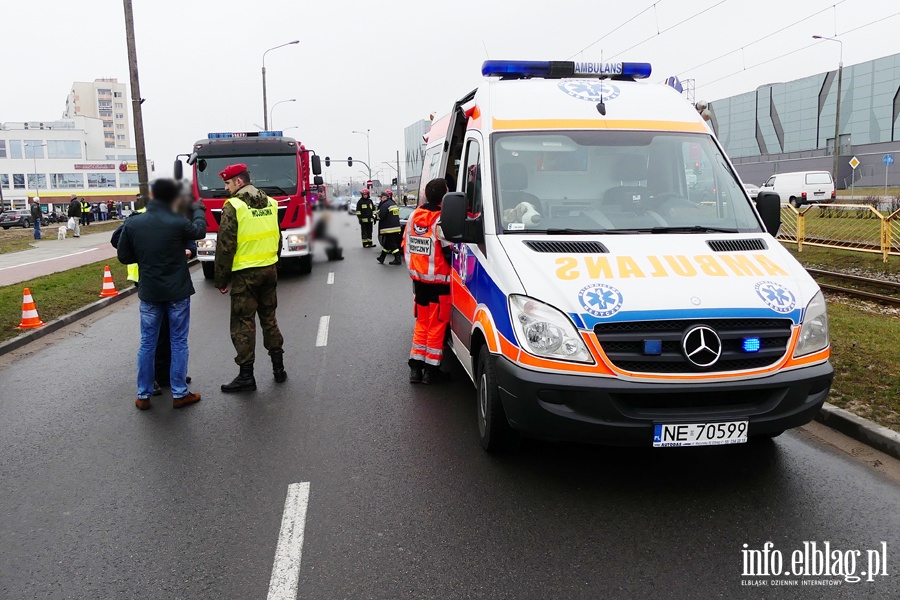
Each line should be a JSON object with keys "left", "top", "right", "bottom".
{"left": 759, "top": 171, "right": 836, "bottom": 207}
{"left": 424, "top": 60, "right": 833, "bottom": 452}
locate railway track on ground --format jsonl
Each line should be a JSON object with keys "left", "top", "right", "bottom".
{"left": 807, "top": 268, "right": 900, "bottom": 307}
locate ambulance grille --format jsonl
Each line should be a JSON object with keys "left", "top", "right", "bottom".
{"left": 524, "top": 240, "right": 608, "bottom": 254}
{"left": 706, "top": 238, "right": 767, "bottom": 252}
{"left": 593, "top": 318, "right": 793, "bottom": 374}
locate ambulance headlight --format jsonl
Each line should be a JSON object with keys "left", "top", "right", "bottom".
{"left": 509, "top": 295, "right": 593, "bottom": 364}
{"left": 287, "top": 234, "right": 307, "bottom": 245}
{"left": 793, "top": 291, "right": 829, "bottom": 358}
{"left": 197, "top": 238, "right": 216, "bottom": 250}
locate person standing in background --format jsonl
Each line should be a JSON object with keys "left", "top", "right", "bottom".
{"left": 99, "top": 201, "right": 108, "bottom": 221}
{"left": 29, "top": 198, "right": 42, "bottom": 240}
{"left": 356, "top": 188, "right": 375, "bottom": 248}
{"left": 67, "top": 195, "right": 81, "bottom": 237}
{"left": 376, "top": 189, "right": 402, "bottom": 265}
{"left": 80, "top": 199, "right": 89, "bottom": 227}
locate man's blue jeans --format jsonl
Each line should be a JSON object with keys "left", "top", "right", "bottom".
{"left": 137, "top": 297, "right": 191, "bottom": 399}
{"left": 33, "top": 219, "right": 41, "bottom": 240}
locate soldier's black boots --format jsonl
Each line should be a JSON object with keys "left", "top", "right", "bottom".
{"left": 272, "top": 353, "right": 287, "bottom": 383}
{"left": 221, "top": 364, "right": 257, "bottom": 393}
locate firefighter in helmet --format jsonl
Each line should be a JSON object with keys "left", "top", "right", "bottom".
{"left": 376, "top": 189, "right": 402, "bottom": 265}
{"left": 356, "top": 188, "right": 375, "bottom": 248}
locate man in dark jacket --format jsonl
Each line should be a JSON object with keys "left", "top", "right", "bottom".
{"left": 67, "top": 195, "right": 81, "bottom": 237}
{"left": 29, "top": 199, "right": 42, "bottom": 240}
{"left": 376, "top": 189, "right": 402, "bottom": 265}
{"left": 356, "top": 188, "right": 375, "bottom": 247}
{"left": 116, "top": 179, "right": 207, "bottom": 410}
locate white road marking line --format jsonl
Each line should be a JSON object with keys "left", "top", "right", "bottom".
{"left": 267, "top": 482, "right": 311, "bottom": 600}
{"left": 326, "top": 272, "right": 334, "bottom": 285}
{"left": 315, "top": 316, "right": 330, "bottom": 347}
{"left": 0, "top": 247, "right": 98, "bottom": 271}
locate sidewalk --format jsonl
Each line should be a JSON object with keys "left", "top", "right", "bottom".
{"left": 0, "top": 228, "right": 119, "bottom": 287}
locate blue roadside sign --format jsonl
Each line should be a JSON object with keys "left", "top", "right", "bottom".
{"left": 884, "top": 153, "right": 895, "bottom": 166}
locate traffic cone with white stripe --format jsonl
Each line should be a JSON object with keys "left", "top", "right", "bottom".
{"left": 99, "top": 265, "right": 119, "bottom": 298}
{"left": 17, "top": 288, "right": 44, "bottom": 329}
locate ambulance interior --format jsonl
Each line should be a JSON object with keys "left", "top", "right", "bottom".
{"left": 490, "top": 131, "right": 762, "bottom": 234}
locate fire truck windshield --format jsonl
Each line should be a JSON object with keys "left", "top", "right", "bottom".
{"left": 197, "top": 154, "right": 298, "bottom": 198}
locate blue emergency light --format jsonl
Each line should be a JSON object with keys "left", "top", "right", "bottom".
{"left": 742, "top": 337, "right": 761, "bottom": 353}
{"left": 207, "top": 131, "right": 284, "bottom": 139}
{"left": 643, "top": 340, "right": 663, "bottom": 355}
{"left": 481, "top": 60, "right": 651, "bottom": 80}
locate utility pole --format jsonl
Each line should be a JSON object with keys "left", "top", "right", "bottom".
{"left": 396, "top": 150, "right": 401, "bottom": 200}
{"left": 123, "top": 0, "right": 150, "bottom": 205}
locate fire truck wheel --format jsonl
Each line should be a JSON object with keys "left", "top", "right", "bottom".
{"left": 297, "top": 255, "right": 313, "bottom": 274}
{"left": 201, "top": 262, "right": 215, "bottom": 280}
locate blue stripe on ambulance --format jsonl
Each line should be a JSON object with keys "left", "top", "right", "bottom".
{"left": 467, "top": 256, "right": 519, "bottom": 347}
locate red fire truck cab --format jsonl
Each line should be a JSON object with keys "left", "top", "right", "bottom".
{"left": 177, "top": 131, "right": 323, "bottom": 278}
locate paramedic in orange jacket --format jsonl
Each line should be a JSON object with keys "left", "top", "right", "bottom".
{"left": 403, "top": 178, "right": 452, "bottom": 384}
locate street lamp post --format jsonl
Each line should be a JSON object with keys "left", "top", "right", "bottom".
{"left": 262, "top": 40, "right": 299, "bottom": 130}
{"left": 813, "top": 35, "right": 843, "bottom": 190}
{"left": 24, "top": 142, "right": 47, "bottom": 202}
{"left": 269, "top": 98, "right": 296, "bottom": 130}
{"left": 352, "top": 129, "right": 371, "bottom": 181}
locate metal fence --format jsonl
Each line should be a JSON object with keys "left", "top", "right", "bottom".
{"left": 776, "top": 204, "right": 900, "bottom": 262}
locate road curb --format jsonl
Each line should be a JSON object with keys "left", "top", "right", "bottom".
{"left": 815, "top": 403, "right": 900, "bottom": 460}
{"left": 0, "top": 285, "right": 138, "bottom": 356}
{"left": 0, "top": 259, "right": 198, "bottom": 358}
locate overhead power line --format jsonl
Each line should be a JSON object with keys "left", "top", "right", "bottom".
{"left": 677, "top": 0, "right": 847, "bottom": 77}
{"left": 566, "top": 1, "right": 662, "bottom": 60}
{"left": 700, "top": 11, "right": 900, "bottom": 89}
{"left": 606, "top": 0, "right": 730, "bottom": 61}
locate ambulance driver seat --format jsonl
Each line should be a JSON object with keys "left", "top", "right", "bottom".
{"left": 603, "top": 154, "right": 649, "bottom": 213}
{"left": 499, "top": 163, "right": 542, "bottom": 227}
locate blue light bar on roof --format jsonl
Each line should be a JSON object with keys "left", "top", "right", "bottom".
{"left": 482, "top": 60, "right": 651, "bottom": 80}
{"left": 207, "top": 131, "right": 284, "bottom": 139}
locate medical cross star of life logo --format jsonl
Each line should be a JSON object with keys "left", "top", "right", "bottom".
{"left": 740, "top": 541, "right": 890, "bottom": 587}
{"left": 755, "top": 280, "right": 796, "bottom": 314}
{"left": 578, "top": 283, "right": 624, "bottom": 318}
{"left": 558, "top": 80, "right": 620, "bottom": 103}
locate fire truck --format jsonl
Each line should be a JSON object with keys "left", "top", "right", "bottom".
{"left": 174, "top": 131, "right": 323, "bottom": 278}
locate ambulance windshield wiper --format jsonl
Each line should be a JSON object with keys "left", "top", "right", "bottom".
{"left": 642, "top": 226, "right": 740, "bottom": 234}
{"left": 544, "top": 228, "right": 637, "bottom": 235}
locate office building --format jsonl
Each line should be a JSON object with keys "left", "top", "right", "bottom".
{"left": 404, "top": 119, "right": 431, "bottom": 191}
{"left": 63, "top": 78, "right": 133, "bottom": 149}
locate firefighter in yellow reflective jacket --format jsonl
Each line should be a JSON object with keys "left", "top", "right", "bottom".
{"left": 214, "top": 163, "right": 287, "bottom": 392}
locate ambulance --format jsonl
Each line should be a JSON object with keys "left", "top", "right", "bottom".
{"left": 425, "top": 60, "right": 833, "bottom": 452}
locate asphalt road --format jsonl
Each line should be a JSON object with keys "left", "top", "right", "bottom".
{"left": 1, "top": 212, "right": 898, "bottom": 599}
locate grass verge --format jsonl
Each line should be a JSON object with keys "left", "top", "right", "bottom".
{"left": 0, "top": 259, "right": 129, "bottom": 343}
{"left": 0, "top": 220, "right": 123, "bottom": 255}
{"left": 825, "top": 300, "right": 900, "bottom": 432}
{"left": 782, "top": 243, "right": 900, "bottom": 277}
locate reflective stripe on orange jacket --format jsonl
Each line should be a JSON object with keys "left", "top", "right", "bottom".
{"left": 403, "top": 208, "right": 451, "bottom": 283}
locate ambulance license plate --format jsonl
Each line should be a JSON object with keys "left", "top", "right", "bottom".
{"left": 653, "top": 421, "right": 748, "bottom": 447}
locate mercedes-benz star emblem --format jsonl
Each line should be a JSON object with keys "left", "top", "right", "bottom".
{"left": 682, "top": 325, "right": 722, "bottom": 368}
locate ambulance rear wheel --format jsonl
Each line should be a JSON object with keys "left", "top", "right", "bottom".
{"left": 201, "top": 262, "right": 214, "bottom": 280}
{"left": 476, "top": 346, "right": 521, "bottom": 453}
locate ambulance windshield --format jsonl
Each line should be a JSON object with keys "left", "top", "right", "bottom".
{"left": 491, "top": 131, "right": 762, "bottom": 234}
{"left": 196, "top": 154, "right": 298, "bottom": 198}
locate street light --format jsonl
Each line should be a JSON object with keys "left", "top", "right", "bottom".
{"left": 23, "top": 142, "right": 47, "bottom": 201}
{"left": 283, "top": 125, "right": 299, "bottom": 132}
{"left": 269, "top": 98, "right": 296, "bottom": 130}
{"left": 813, "top": 35, "right": 843, "bottom": 190}
{"left": 262, "top": 40, "right": 299, "bottom": 130}
{"left": 352, "top": 129, "right": 371, "bottom": 180}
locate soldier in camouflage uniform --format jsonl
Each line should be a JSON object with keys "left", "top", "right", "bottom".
{"left": 214, "top": 163, "right": 287, "bottom": 392}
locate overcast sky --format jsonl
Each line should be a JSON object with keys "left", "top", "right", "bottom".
{"left": 2, "top": 0, "right": 898, "bottom": 184}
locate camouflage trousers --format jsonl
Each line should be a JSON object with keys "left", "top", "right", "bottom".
{"left": 230, "top": 264, "right": 284, "bottom": 366}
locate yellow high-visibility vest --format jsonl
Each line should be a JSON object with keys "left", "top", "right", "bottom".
{"left": 126, "top": 207, "right": 147, "bottom": 282}
{"left": 228, "top": 196, "right": 280, "bottom": 271}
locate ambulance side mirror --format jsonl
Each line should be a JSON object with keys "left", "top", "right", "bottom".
{"left": 754, "top": 191, "right": 781, "bottom": 236}
{"left": 173, "top": 160, "right": 183, "bottom": 181}
{"left": 441, "top": 192, "right": 483, "bottom": 243}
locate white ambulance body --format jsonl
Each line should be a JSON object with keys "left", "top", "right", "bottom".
{"left": 425, "top": 60, "right": 833, "bottom": 452}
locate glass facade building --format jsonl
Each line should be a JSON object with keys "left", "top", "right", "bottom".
{"left": 709, "top": 52, "right": 900, "bottom": 188}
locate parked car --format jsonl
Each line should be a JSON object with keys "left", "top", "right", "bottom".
{"left": 0, "top": 209, "right": 38, "bottom": 229}
{"left": 398, "top": 205, "right": 415, "bottom": 234}
{"left": 332, "top": 196, "right": 349, "bottom": 211}
{"left": 743, "top": 183, "right": 760, "bottom": 200}
{"left": 759, "top": 171, "right": 836, "bottom": 207}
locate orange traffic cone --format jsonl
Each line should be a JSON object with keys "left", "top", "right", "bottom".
{"left": 99, "top": 265, "right": 119, "bottom": 298}
{"left": 17, "top": 288, "right": 44, "bottom": 329}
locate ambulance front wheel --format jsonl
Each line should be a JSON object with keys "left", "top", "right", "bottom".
{"left": 477, "top": 346, "right": 521, "bottom": 453}
{"left": 201, "top": 262, "right": 214, "bottom": 280}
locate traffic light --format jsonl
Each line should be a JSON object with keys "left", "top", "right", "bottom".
{"left": 325, "top": 156, "right": 331, "bottom": 167}
{"left": 392, "top": 177, "right": 398, "bottom": 186}
{"left": 347, "top": 156, "right": 353, "bottom": 167}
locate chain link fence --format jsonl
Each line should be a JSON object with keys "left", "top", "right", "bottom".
{"left": 776, "top": 203, "right": 900, "bottom": 262}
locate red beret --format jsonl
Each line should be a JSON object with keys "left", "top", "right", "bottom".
{"left": 219, "top": 163, "right": 248, "bottom": 181}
